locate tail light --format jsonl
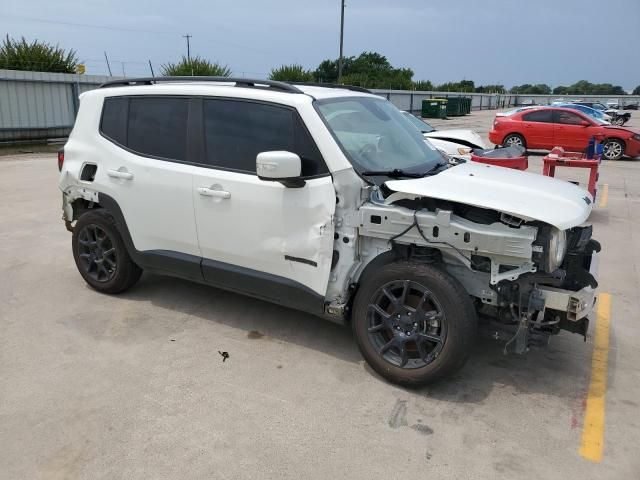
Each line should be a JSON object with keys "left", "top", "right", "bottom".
{"left": 57, "top": 149, "right": 64, "bottom": 171}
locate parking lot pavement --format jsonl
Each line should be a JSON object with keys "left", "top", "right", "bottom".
{"left": 1, "top": 121, "right": 640, "bottom": 478}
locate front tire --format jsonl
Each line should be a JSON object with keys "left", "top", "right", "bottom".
{"left": 352, "top": 262, "right": 477, "bottom": 387}
{"left": 602, "top": 139, "right": 624, "bottom": 160}
{"left": 502, "top": 133, "right": 526, "bottom": 149}
{"left": 72, "top": 210, "right": 142, "bottom": 294}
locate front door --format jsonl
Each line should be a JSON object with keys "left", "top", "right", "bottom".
{"left": 553, "top": 110, "right": 594, "bottom": 151}
{"left": 191, "top": 98, "right": 335, "bottom": 311}
{"left": 520, "top": 109, "right": 554, "bottom": 148}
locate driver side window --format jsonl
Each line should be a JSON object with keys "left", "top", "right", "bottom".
{"left": 203, "top": 99, "right": 328, "bottom": 177}
{"left": 555, "top": 111, "right": 584, "bottom": 125}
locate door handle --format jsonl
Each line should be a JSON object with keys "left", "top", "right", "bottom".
{"left": 107, "top": 169, "right": 134, "bottom": 180}
{"left": 197, "top": 187, "right": 231, "bottom": 199}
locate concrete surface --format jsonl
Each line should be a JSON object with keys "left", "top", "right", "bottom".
{"left": 1, "top": 111, "right": 640, "bottom": 479}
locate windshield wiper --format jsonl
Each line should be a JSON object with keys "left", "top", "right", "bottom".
{"left": 361, "top": 168, "right": 426, "bottom": 178}
{"left": 362, "top": 164, "right": 448, "bottom": 179}
{"left": 421, "top": 162, "right": 448, "bottom": 176}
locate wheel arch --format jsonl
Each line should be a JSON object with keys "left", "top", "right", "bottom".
{"left": 349, "top": 245, "right": 444, "bottom": 319}
{"left": 502, "top": 132, "right": 526, "bottom": 147}
{"left": 603, "top": 136, "right": 627, "bottom": 158}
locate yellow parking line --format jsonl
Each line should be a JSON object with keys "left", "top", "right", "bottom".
{"left": 598, "top": 184, "right": 609, "bottom": 208}
{"left": 579, "top": 293, "right": 612, "bottom": 462}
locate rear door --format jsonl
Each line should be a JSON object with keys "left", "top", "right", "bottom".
{"left": 520, "top": 109, "right": 554, "bottom": 148}
{"left": 191, "top": 98, "right": 335, "bottom": 310}
{"left": 553, "top": 110, "right": 594, "bottom": 151}
{"left": 97, "top": 96, "right": 201, "bottom": 276}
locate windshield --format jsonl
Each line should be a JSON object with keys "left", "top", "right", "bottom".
{"left": 402, "top": 111, "right": 436, "bottom": 133}
{"left": 316, "top": 97, "right": 445, "bottom": 177}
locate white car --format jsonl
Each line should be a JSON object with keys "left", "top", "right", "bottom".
{"left": 59, "top": 78, "right": 600, "bottom": 386}
{"left": 495, "top": 106, "right": 540, "bottom": 117}
{"left": 402, "top": 111, "right": 486, "bottom": 156}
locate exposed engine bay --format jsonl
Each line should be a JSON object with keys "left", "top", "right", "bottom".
{"left": 329, "top": 180, "right": 600, "bottom": 354}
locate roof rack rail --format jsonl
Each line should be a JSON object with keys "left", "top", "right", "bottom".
{"left": 289, "top": 82, "right": 372, "bottom": 94}
{"left": 98, "top": 76, "right": 303, "bottom": 93}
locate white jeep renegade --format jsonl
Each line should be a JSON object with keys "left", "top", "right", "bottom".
{"left": 59, "top": 77, "right": 600, "bottom": 386}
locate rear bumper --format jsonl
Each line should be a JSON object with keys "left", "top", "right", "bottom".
{"left": 488, "top": 130, "right": 501, "bottom": 145}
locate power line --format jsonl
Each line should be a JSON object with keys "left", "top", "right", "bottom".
{"left": 2, "top": 14, "right": 278, "bottom": 56}
{"left": 1, "top": 14, "right": 177, "bottom": 35}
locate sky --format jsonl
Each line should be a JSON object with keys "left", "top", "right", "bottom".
{"left": 2, "top": 0, "right": 640, "bottom": 90}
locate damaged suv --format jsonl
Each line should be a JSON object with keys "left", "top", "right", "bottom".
{"left": 59, "top": 78, "right": 599, "bottom": 386}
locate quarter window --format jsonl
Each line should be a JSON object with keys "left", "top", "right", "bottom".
{"left": 522, "top": 110, "right": 553, "bottom": 123}
{"left": 203, "top": 99, "right": 328, "bottom": 176}
{"left": 127, "top": 97, "right": 189, "bottom": 161}
{"left": 100, "top": 97, "right": 129, "bottom": 145}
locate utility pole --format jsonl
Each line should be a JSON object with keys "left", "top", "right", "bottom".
{"left": 338, "top": 0, "right": 345, "bottom": 84}
{"left": 182, "top": 34, "right": 192, "bottom": 62}
{"left": 103, "top": 51, "right": 112, "bottom": 76}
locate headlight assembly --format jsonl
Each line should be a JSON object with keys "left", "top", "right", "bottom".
{"left": 547, "top": 228, "right": 567, "bottom": 271}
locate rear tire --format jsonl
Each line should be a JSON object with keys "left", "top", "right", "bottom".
{"left": 352, "top": 262, "right": 477, "bottom": 387}
{"left": 502, "top": 133, "right": 526, "bottom": 149}
{"left": 72, "top": 210, "right": 142, "bottom": 294}
{"left": 602, "top": 139, "right": 624, "bottom": 160}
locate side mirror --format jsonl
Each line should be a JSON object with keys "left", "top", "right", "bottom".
{"left": 256, "top": 151, "right": 305, "bottom": 188}
{"left": 581, "top": 120, "right": 591, "bottom": 127}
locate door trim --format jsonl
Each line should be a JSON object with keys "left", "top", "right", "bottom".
{"left": 201, "top": 258, "right": 325, "bottom": 314}
{"left": 96, "top": 193, "right": 325, "bottom": 314}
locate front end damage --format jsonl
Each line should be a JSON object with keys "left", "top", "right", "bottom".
{"left": 482, "top": 226, "right": 600, "bottom": 353}
{"left": 346, "top": 185, "right": 600, "bottom": 354}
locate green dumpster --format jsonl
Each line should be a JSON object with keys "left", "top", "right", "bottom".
{"left": 463, "top": 97, "right": 472, "bottom": 114}
{"left": 446, "top": 97, "right": 464, "bottom": 116}
{"left": 421, "top": 98, "right": 448, "bottom": 119}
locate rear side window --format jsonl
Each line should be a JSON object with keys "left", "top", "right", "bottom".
{"left": 100, "top": 97, "right": 128, "bottom": 145}
{"left": 522, "top": 110, "right": 553, "bottom": 123}
{"left": 203, "top": 99, "right": 328, "bottom": 176}
{"left": 127, "top": 97, "right": 189, "bottom": 161}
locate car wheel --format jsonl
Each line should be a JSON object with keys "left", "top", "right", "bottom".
{"left": 612, "top": 117, "right": 625, "bottom": 126}
{"left": 72, "top": 210, "right": 142, "bottom": 294}
{"left": 502, "top": 133, "right": 526, "bottom": 149}
{"left": 602, "top": 139, "right": 625, "bottom": 160}
{"left": 352, "top": 261, "right": 477, "bottom": 387}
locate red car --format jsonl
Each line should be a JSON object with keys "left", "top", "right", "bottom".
{"left": 489, "top": 107, "right": 640, "bottom": 160}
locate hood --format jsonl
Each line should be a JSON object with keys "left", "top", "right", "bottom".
{"left": 602, "top": 125, "right": 636, "bottom": 135}
{"left": 384, "top": 162, "right": 593, "bottom": 230}
{"left": 424, "top": 129, "right": 486, "bottom": 149}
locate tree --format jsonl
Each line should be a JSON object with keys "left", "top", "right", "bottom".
{"left": 633, "top": 85, "right": 640, "bottom": 96}
{"left": 161, "top": 56, "right": 230, "bottom": 76}
{"left": 475, "top": 84, "right": 506, "bottom": 93}
{"left": 269, "top": 64, "right": 314, "bottom": 82}
{"left": 551, "top": 80, "right": 626, "bottom": 96}
{"left": 0, "top": 35, "right": 77, "bottom": 73}
{"left": 435, "top": 80, "right": 475, "bottom": 92}
{"left": 312, "top": 51, "right": 414, "bottom": 89}
{"left": 510, "top": 84, "right": 551, "bottom": 94}
{"left": 413, "top": 80, "right": 434, "bottom": 91}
